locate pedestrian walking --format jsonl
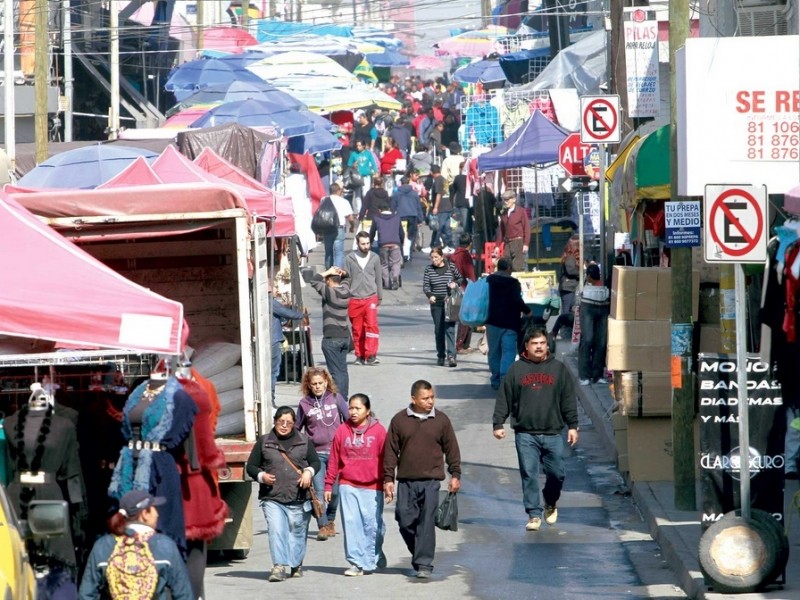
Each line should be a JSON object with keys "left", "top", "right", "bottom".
{"left": 308, "top": 266, "right": 352, "bottom": 397}
{"left": 391, "top": 175, "right": 425, "bottom": 263}
{"left": 486, "top": 258, "right": 532, "bottom": 389}
{"left": 492, "top": 326, "right": 579, "bottom": 532}
{"left": 578, "top": 263, "right": 610, "bottom": 386}
{"left": 430, "top": 165, "right": 454, "bottom": 252}
{"left": 79, "top": 491, "right": 193, "bottom": 600}
{"left": 296, "top": 367, "right": 350, "bottom": 541}
{"left": 496, "top": 190, "right": 530, "bottom": 272}
{"left": 369, "top": 200, "right": 405, "bottom": 290}
{"left": 246, "top": 407, "right": 321, "bottom": 582}
{"left": 422, "top": 247, "right": 463, "bottom": 367}
{"left": 344, "top": 231, "right": 383, "bottom": 366}
{"left": 323, "top": 183, "right": 355, "bottom": 269}
{"left": 383, "top": 380, "right": 462, "bottom": 579}
{"left": 270, "top": 295, "right": 304, "bottom": 406}
{"left": 551, "top": 235, "right": 580, "bottom": 340}
{"left": 449, "top": 232, "right": 476, "bottom": 353}
{"left": 325, "top": 393, "right": 387, "bottom": 576}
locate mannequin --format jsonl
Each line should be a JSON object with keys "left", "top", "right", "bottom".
{"left": 175, "top": 360, "right": 228, "bottom": 600}
{"left": 4, "top": 384, "right": 84, "bottom": 571}
{"left": 108, "top": 364, "right": 198, "bottom": 555}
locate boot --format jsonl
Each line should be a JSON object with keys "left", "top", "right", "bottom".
{"left": 327, "top": 521, "right": 336, "bottom": 536}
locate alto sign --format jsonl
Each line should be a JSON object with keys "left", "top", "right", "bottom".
{"left": 558, "top": 133, "right": 593, "bottom": 177}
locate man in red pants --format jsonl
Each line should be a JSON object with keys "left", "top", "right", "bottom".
{"left": 344, "top": 231, "right": 383, "bottom": 365}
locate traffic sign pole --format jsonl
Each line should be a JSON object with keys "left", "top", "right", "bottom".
{"left": 599, "top": 144, "right": 607, "bottom": 281}
{"left": 734, "top": 264, "right": 751, "bottom": 521}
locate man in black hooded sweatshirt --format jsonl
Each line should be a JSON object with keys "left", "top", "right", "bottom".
{"left": 492, "top": 325, "right": 579, "bottom": 533}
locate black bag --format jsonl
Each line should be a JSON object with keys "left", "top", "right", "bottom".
{"left": 444, "top": 286, "right": 463, "bottom": 323}
{"left": 311, "top": 196, "right": 339, "bottom": 236}
{"left": 343, "top": 167, "right": 364, "bottom": 190}
{"left": 435, "top": 492, "right": 458, "bottom": 531}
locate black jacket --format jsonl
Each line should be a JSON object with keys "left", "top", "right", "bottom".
{"left": 486, "top": 271, "right": 530, "bottom": 331}
{"left": 246, "top": 429, "right": 321, "bottom": 503}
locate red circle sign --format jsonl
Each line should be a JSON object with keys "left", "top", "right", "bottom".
{"left": 582, "top": 98, "right": 618, "bottom": 141}
{"left": 708, "top": 188, "right": 764, "bottom": 257}
{"left": 558, "top": 133, "right": 591, "bottom": 177}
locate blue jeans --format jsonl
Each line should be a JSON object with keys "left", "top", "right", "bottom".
{"left": 312, "top": 452, "right": 339, "bottom": 526}
{"left": 260, "top": 499, "right": 311, "bottom": 568}
{"left": 339, "top": 484, "right": 385, "bottom": 571}
{"left": 514, "top": 432, "right": 566, "bottom": 518}
{"left": 487, "top": 325, "right": 518, "bottom": 389}
{"left": 324, "top": 226, "right": 346, "bottom": 269}
{"left": 437, "top": 210, "right": 453, "bottom": 248}
{"left": 271, "top": 341, "right": 282, "bottom": 403}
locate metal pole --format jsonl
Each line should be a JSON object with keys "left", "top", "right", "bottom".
{"left": 34, "top": 0, "right": 47, "bottom": 162}
{"left": 63, "top": 0, "right": 72, "bottom": 141}
{"left": 108, "top": 0, "right": 119, "bottom": 140}
{"left": 578, "top": 192, "right": 584, "bottom": 291}
{"left": 4, "top": 0, "right": 16, "bottom": 169}
{"left": 598, "top": 144, "right": 607, "bottom": 279}
{"left": 734, "top": 264, "right": 751, "bottom": 520}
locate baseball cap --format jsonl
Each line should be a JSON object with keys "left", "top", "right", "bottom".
{"left": 119, "top": 490, "right": 166, "bottom": 518}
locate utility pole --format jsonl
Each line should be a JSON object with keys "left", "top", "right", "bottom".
{"left": 63, "top": 0, "right": 72, "bottom": 141}
{"left": 669, "top": 0, "right": 695, "bottom": 511}
{"left": 481, "top": 0, "right": 492, "bottom": 27}
{"left": 108, "top": 0, "right": 119, "bottom": 140}
{"left": 197, "top": 0, "right": 204, "bottom": 51}
{"left": 4, "top": 0, "right": 16, "bottom": 170}
{"left": 34, "top": 0, "right": 47, "bottom": 162}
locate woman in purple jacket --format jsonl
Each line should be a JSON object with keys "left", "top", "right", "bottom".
{"left": 295, "top": 367, "right": 349, "bottom": 540}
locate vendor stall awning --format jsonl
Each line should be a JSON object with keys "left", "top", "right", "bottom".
{"left": 0, "top": 193, "right": 187, "bottom": 354}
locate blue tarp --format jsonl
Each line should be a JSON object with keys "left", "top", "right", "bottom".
{"left": 365, "top": 49, "right": 409, "bottom": 67}
{"left": 477, "top": 110, "right": 570, "bottom": 171}
{"left": 499, "top": 47, "right": 551, "bottom": 84}
{"left": 255, "top": 19, "right": 353, "bottom": 42}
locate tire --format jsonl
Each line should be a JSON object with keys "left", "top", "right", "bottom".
{"left": 699, "top": 511, "right": 783, "bottom": 594}
{"left": 744, "top": 509, "right": 789, "bottom": 586}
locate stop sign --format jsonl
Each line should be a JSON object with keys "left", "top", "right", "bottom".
{"left": 558, "top": 133, "right": 593, "bottom": 177}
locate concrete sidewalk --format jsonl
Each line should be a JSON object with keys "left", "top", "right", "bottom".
{"left": 562, "top": 342, "right": 800, "bottom": 600}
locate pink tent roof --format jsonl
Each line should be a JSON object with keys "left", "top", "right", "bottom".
{"left": 192, "top": 147, "right": 295, "bottom": 236}
{"left": 0, "top": 192, "right": 187, "bottom": 353}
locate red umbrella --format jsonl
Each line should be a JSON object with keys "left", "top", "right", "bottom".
{"left": 202, "top": 26, "right": 258, "bottom": 54}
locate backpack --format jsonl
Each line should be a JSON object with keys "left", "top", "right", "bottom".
{"left": 105, "top": 531, "right": 158, "bottom": 600}
{"left": 459, "top": 278, "right": 489, "bottom": 327}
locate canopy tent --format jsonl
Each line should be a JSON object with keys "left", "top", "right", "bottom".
{"left": 477, "top": 110, "right": 570, "bottom": 171}
{"left": 0, "top": 193, "right": 186, "bottom": 353}
{"left": 255, "top": 20, "right": 353, "bottom": 42}
{"left": 257, "top": 74, "right": 401, "bottom": 113}
{"left": 246, "top": 36, "right": 365, "bottom": 72}
{"left": 246, "top": 51, "right": 358, "bottom": 80}
{"left": 618, "top": 124, "right": 670, "bottom": 208}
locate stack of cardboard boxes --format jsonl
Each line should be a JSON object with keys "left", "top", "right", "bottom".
{"left": 607, "top": 266, "right": 699, "bottom": 481}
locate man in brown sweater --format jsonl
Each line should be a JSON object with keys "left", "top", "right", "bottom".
{"left": 383, "top": 380, "right": 461, "bottom": 579}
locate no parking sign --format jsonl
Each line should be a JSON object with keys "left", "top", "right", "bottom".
{"left": 704, "top": 184, "right": 767, "bottom": 263}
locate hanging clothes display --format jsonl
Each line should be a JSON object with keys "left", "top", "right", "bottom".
{"left": 108, "top": 376, "right": 198, "bottom": 553}
{"left": 499, "top": 94, "right": 531, "bottom": 139}
{"left": 462, "top": 98, "right": 502, "bottom": 147}
{"left": 4, "top": 400, "right": 85, "bottom": 569}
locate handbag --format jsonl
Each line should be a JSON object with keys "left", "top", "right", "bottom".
{"left": 445, "top": 285, "right": 464, "bottom": 323}
{"left": 311, "top": 196, "right": 340, "bottom": 236}
{"left": 343, "top": 167, "right": 364, "bottom": 190}
{"left": 435, "top": 492, "right": 458, "bottom": 531}
{"left": 279, "top": 451, "right": 324, "bottom": 519}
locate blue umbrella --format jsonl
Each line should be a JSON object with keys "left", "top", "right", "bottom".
{"left": 165, "top": 57, "right": 267, "bottom": 102}
{"left": 453, "top": 57, "right": 502, "bottom": 83}
{"left": 287, "top": 112, "right": 341, "bottom": 154}
{"left": 166, "top": 81, "right": 305, "bottom": 117}
{"left": 190, "top": 99, "right": 315, "bottom": 137}
{"left": 17, "top": 144, "right": 158, "bottom": 189}
{"left": 365, "top": 49, "right": 410, "bottom": 67}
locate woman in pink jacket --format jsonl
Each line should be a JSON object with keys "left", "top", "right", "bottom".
{"left": 324, "top": 393, "right": 387, "bottom": 576}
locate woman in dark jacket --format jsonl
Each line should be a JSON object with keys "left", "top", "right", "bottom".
{"left": 422, "top": 247, "right": 463, "bottom": 367}
{"left": 246, "top": 407, "right": 321, "bottom": 582}
{"left": 359, "top": 176, "right": 389, "bottom": 222}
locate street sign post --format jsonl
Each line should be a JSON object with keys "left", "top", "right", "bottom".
{"left": 703, "top": 183, "right": 768, "bottom": 523}
{"left": 580, "top": 95, "right": 621, "bottom": 144}
{"left": 558, "top": 133, "right": 593, "bottom": 177}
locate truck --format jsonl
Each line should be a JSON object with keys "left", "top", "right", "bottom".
{"left": 2, "top": 183, "right": 297, "bottom": 557}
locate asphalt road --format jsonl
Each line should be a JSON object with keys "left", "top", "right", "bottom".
{"left": 204, "top": 250, "right": 688, "bottom": 599}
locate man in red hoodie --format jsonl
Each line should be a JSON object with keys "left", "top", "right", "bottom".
{"left": 449, "top": 232, "right": 476, "bottom": 352}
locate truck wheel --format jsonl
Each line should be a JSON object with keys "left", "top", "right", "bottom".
{"left": 699, "top": 511, "right": 782, "bottom": 593}
{"left": 744, "top": 509, "right": 789, "bottom": 585}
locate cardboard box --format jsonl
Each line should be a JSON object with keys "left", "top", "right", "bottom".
{"left": 616, "top": 371, "right": 672, "bottom": 417}
{"left": 610, "top": 266, "right": 700, "bottom": 322}
{"left": 626, "top": 416, "right": 700, "bottom": 482}
{"left": 617, "top": 453, "right": 629, "bottom": 473}
{"left": 606, "top": 318, "right": 671, "bottom": 371}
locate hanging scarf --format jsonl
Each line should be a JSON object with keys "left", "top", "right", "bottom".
{"left": 108, "top": 378, "right": 177, "bottom": 499}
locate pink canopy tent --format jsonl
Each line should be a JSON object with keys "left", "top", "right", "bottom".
{"left": 0, "top": 192, "right": 187, "bottom": 353}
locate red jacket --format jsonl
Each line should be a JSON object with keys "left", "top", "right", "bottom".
{"left": 325, "top": 417, "right": 386, "bottom": 491}
{"left": 496, "top": 205, "right": 530, "bottom": 246}
{"left": 450, "top": 247, "right": 476, "bottom": 287}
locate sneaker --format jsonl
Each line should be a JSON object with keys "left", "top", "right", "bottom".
{"left": 344, "top": 565, "right": 363, "bottom": 577}
{"left": 579, "top": 379, "right": 591, "bottom": 386}
{"left": 290, "top": 566, "right": 303, "bottom": 578}
{"left": 269, "top": 566, "right": 287, "bottom": 582}
{"left": 353, "top": 357, "right": 365, "bottom": 365}
{"left": 447, "top": 356, "right": 457, "bottom": 368}
{"left": 526, "top": 517, "right": 542, "bottom": 531}
{"left": 544, "top": 504, "right": 558, "bottom": 525}
{"left": 437, "top": 357, "right": 445, "bottom": 366}
{"left": 443, "top": 246, "right": 455, "bottom": 254}
{"left": 377, "top": 553, "right": 387, "bottom": 569}
{"left": 416, "top": 568, "right": 432, "bottom": 579}
{"left": 421, "top": 247, "right": 432, "bottom": 254}
{"left": 594, "top": 377, "right": 609, "bottom": 385}
{"left": 366, "top": 355, "right": 380, "bottom": 365}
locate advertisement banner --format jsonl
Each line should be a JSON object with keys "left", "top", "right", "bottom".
{"left": 698, "top": 354, "right": 786, "bottom": 531}
{"left": 623, "top": 8, "right": 660, "bottom": 118}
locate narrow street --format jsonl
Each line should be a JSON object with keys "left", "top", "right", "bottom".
{"left": 204, "top": 251, "right": 687, "bottom": 599}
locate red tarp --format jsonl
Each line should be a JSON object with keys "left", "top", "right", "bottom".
{"left": 0, "top": 193, "right": 187, "bottom": 353}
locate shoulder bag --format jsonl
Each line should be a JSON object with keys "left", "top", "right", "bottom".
{"left": 279, "top": 451, "right": 324, "bottom": 519}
